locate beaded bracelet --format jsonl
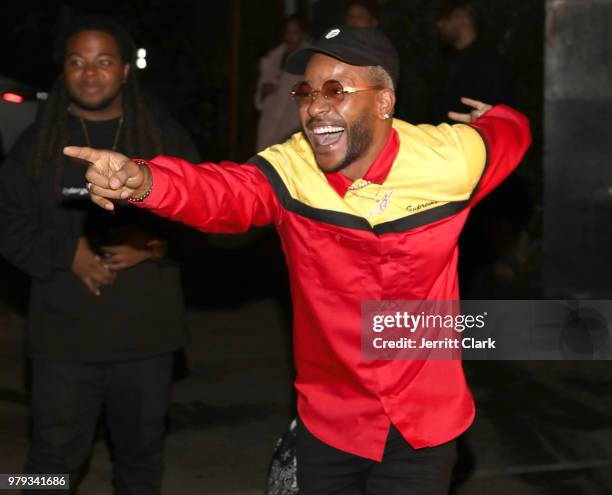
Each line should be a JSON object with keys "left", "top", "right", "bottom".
{"left": 128, "top": 160, "right": 153, "bottom": 203}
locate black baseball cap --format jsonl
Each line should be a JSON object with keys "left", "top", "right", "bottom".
{"left": 285, "top": 25, "right": 400, "bottom": 88}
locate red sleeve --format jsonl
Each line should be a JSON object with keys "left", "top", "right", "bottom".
{"left": 134, "top": 155, "right": 280, "bottom": 233}
{"left": 468, "top": 105, "right": 532, "bottom": 206}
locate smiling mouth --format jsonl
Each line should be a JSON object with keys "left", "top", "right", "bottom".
{"left": 310, "top": 125, "right": 345, "bottom": 147}
{"left": 82, "top": 86, "right": 102, "bottom": 94}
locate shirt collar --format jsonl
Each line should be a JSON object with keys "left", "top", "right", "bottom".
{"left": 324, "top": 128, "right": 399, "bottom": 198}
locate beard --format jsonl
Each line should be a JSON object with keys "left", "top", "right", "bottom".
{"left": 69, "top": 88, "right": 123, "bottom": 113}
{"left": 331, "top": 113, "right": 373, "bottom": 172}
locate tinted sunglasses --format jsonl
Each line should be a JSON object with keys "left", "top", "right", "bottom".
{"left": 290, "top": 80, "right": 383, "bottom": 106}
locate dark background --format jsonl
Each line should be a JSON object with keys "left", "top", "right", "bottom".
{"left": 0, "top": 0, "right": 544, "bottom": 161}
{"left": 3, "top": 4, "right": 612, "bottom": 494}
{"left": 0, "top": 0, "right": 545, "bottom": 309}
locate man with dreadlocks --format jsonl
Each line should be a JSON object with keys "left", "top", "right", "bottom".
{"left": 0, "top": 15, "right": 199, "bottom": 494}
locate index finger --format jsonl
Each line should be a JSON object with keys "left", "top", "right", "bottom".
{"left": 460, "top": 97, "right": 486, "bottom": 111}
{"left": 63, "top": 146, "right": 105, "bottom": 163}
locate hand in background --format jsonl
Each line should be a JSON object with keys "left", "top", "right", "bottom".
{"left": 448, "top": 97, "right": 493, "bottom": 123}
{"left": 71, "top": 236, "right": 116, "bottom": 296}
{"left": 100, "top": 229, "right": 166, "bottom": 271}
{"left": 100, "top": 244, "right": 152, "bottom": 271}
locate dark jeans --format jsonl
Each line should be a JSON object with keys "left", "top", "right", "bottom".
{"left": 24, "top": 354, "right": 173, "bottom": 495}
{"left": 296, "top": 419, "right": 457, "bottom": 495}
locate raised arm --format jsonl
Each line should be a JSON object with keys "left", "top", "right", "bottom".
{"left": 448, "top": 97, "right": 531, "bottom": 206}
{"left": 467, "top": 103, "right": 531, "bottom": 205}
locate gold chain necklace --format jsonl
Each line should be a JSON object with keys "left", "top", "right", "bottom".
{"left": 78, "top": 115, "right": 124, "bottom": 151}
{"left": 347, "top": 179, "right": 385, "bottom": 202}
{"left": 347, "top": 180, "right": 394, "bottom": 218}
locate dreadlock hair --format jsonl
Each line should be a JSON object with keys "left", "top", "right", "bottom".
{"left": 30, "top": 14, "right": 163, "bottom": 183}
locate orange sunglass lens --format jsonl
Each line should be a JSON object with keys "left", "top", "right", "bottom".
{"left": 292, "top": 83, "right": 312, "bottom": 98}
{"left": 291, "top": 81, "right": 345, "bottom": 103}
{"left": 320, "top": 81, "right": 344, "bottom": 98}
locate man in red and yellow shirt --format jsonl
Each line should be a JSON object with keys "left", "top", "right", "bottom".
{"left": 66, "top": 25, "right": 530, "bottom": 495}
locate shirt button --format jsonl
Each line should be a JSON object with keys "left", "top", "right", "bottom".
{"left": 334, "top": 234, "right": 341, "bottom": 242}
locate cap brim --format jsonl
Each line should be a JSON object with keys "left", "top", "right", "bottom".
{"left": 285, "top": 47, "right": 378, "bottom": 76}
{"left": 284, "top": 48, "right": 316, "bottom": 76}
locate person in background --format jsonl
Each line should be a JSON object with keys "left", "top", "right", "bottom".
{"left": 254, "top": 15, "right": 308, "bottom": 151}
{"left": 0, "top": 15, "right": 199, "bottom": 494}
{"left": 432, "top": 0, "right": 524, "bottom": 301}
{"left": 430, "top": 0, "right": 513, "bottom": 123}
{"left": 345, "top": 0, "right": 380, "bottom": 28}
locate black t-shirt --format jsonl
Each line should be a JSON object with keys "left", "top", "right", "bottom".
{"left": 62, "top": 116, "right": 167, "bottom": 254}
{"left": 62, "top": 116, "right": 121, "bottom": 197}
{"left": 0, "top": 112, "right": 200, "bottom": 361}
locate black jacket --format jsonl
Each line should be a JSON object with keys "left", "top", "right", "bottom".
{"left": 0, "top": 111, "right": 200, "bottom": 361}
{"left": 430, "top": 39, "right": 514, "bottom": 123}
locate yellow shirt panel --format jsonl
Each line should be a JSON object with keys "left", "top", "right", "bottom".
{"left": 257, "top": 119, "right": 486, "bottom": 226}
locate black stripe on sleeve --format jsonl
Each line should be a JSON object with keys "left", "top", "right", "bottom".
{"left": 467, "top": 125, "right": 491, "bottom": 200}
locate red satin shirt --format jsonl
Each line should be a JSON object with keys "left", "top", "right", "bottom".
{"left": 136, "top": 105, "right": 531, "bottom": 460}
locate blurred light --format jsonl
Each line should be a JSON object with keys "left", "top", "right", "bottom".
{"left": 136, "top": 47, "right": 147, "bottom": 70}
{"left": 2, "top": 92, "right": 24, "bottom": 103}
